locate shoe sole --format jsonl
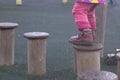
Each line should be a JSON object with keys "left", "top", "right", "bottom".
{"left": 78, "top": 41, "right": 93, "bottom": 46}
{"left": 69, "top": 39, "right": 93, "bottom": 46}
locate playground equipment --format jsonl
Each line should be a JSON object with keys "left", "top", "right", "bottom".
{"left": 0, "top": 22, "right": 18, "bottom": 66}
{"left": 79, "top": 70, "right": 118, "bottom": 80}
{"left": 69, "top": 39, "right": 118, "bottom": 80}
{"left": 103, "top": 49, "right": 120, "bottom": 66}
{"left": 16, "top": 0, "right": 22, "bottom": 6}
{"left": 116, "top": 51, "right": 120, "bottom": 80}
{"left": 69, "top": 40, "right": 103, "bottom": 78}
{"left": 104, "top": 53, "right": 117, "bottom": 65}
{"left": 24, "top": 32, "right": 49, "bottom": 75}
{"left": 0, "top": 2, "right": 119, "bottom": 79}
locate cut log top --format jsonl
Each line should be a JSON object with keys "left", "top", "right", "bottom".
{"left": 0, "top": 22, "right": 18, "bottom": 29}
{"left": 24, "top": 32, "right": 50, "bottom": 39}
{"left": 72, "top": 42, "right": 103, "bottom": 51}
{"left": 79, "top": 71, "right": 117, "bottom": 80}
{"left": 116, "top": 53, "right": 120, "bottom": 60}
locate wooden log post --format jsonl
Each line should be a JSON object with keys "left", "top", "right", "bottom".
{"left": 0, "top": 22, "right": 18, "bottom": 66}
{"left": 79, "top": 70, "right": 118, "bottom": 80}
{"left": 24, "top": 32, "right": 49, "bottom": 75}
{"left": 69, "top": 39, "right": 103, "bottom": 76}
{"left": 95, "top": 4, "right": 107, "bottom": 57}
{"left": 116, "top": 53, "right": 120, "bottom": 80}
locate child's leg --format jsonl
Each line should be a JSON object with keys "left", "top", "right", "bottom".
{"left": 87, "top": 4, "right": 98, "bottom": 30}
{"left": 87, "top": 4, "right": 98, "bottom": 39}
{"left": 70, "top": 3, "right": 95, "bottom": 44}
{"left": 72, "top": 3, "right": 92, "bottom": 31}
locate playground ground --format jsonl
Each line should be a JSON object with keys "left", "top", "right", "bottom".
{"left": 0, "top": 0, "right": 120, "bottom": 80}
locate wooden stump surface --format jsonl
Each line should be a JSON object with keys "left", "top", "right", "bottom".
{"left": 79, "top": 71, "right": 118, "bottom": 80}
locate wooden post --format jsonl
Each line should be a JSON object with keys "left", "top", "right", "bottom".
{"left": 116, "top": 53, "right": 120, "bottom": 80}
{"left": 69, "top": 38, "right": 103, "bottom": 76}
{"left": 95, "top": 4, "right": 107, "bottom": 57}
{"left": 79, "top": 70, "right": 118, "bottom": 80}
{"left": 0, "top": 22, "right": 18, "bottom": 66}
{"left": 24, "top": 32, "right": 49, "bottom": 75}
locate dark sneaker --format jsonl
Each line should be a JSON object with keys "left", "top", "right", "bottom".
{"left": 69, "top": 29, "right": 93, "bottom": 45}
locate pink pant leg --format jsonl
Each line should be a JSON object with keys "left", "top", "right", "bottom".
{"left": 72, "top": 3, "right": 90, "bottom": 30}
{"left": 87, "top": 4, "right": 98, "bottom": 30}
{"left": 72, "top": 3, "right": 98, "bottom": 30}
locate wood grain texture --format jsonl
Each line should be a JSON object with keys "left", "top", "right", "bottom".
{"left": 96, "top": 4, "right": 107, "bottom": 57}
{"left": 116, "top": 53, "right": 120, "bottom": 80}
{"left": 27, "top": 38, "right": 47, "bottom": 75}
{"left": 0, "top": 29, "right": 15, "bottom": 66}
{"left": 24, "top": 32, "right": 49, "bottom": 75}
{"left": 71, "top": 42, "right": 103, "bottom": 79}
{"left": 79, "top": 71, "right": 118, "bottom": 80}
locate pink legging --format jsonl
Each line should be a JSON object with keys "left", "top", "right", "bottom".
{"left": 72, "top": 3, "right": 99, "bottom": 30}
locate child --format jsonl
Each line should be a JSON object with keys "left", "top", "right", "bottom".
{"left": 69, "top": 0, "right": 106, "bottom": 45}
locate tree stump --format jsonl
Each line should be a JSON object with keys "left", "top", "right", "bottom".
{"left": 69, "top": 38, "right": 103, "bottom": 76}
{"left": 0, "top": 22, "right": 18, "bottom": 66}
{"left": 79, "top": 70, "right": 118, "bottom": 80}
{"left": 116, "top": 53, "right": 120, "bottom": 80}
{"left": 24, "top": 32, "right": 49, "bottom": 75}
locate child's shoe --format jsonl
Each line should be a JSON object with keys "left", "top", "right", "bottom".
{"left": 69, "top": 29, "right": 93, "bottom": 45}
